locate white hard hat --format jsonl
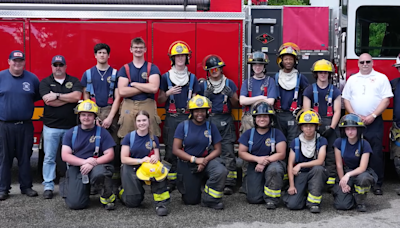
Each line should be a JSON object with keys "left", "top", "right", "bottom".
{"left": 393, "top": 53, "right": 400, "bottom": 67}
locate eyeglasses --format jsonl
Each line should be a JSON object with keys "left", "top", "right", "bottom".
{"left": 359, "top": 60, "right": 371, "bottom": 65}
{"left": 53, "top": 63, "right": 64, "bottom": 67}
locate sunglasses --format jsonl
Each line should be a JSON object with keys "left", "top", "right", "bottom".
{"left": 359, "top": 60, "right": 371, "bottom": 64}
{"left": 53, "top": 63, "right": 65, "bottom": 67}
{"left": 209, "top": 68, "right": 219, "bottom": 73}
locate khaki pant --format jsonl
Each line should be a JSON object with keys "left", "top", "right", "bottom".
{"left": 98, "top": 106, "right": 120, "bottom": 143}
{"left": 239, "top": 113, "right": 254, "bottom": 136}
{"left": 117, "top": 98, "right": 161, "bottom": 138}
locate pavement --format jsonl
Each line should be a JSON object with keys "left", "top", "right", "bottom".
{"left": 1, "top": 151, "right": 400, "bottom": 228}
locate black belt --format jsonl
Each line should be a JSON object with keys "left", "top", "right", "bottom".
{"left": 0, "top": 119, "right": 31, "bottom": 124}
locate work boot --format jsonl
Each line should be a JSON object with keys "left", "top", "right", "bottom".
{"left": 266, "top": 202, "right": 276, "bottom": 210}
{"left": 396, "top": 188, "right": 400, "bottom": 196}
{"left": 43, "top": 190, "right": 53, "bottom": 199}
{"left": 357, "top": 204, "right": 367, "bottom": 212}
{"left": 201, "top": 201, "right": 224, "bottom": 210}
{"left": 223, "top": 187, "right": 233, "bottom": 195}
{"left": 21, "top": 188, "right": 38, "bottom": 197}
{"left": 0, "top": 192, "right": 9, "bottom": 201}
{"left": 309, "top": 205, "right": 321, "bottom": 213}
{"left": 104, "top": 202, "right": 115, "bottom": 210}
{"left": 156, "top": 205, "right": 168, "bottom": 216}
{"left": 373, "top": 187, "right": 383, "bottom": 195}
{"left": 239, "top": 186, "right": 246, "bottom": 194}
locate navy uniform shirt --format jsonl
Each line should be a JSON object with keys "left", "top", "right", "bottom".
{"left": 240, "top": 77, "right": 277, "bottom": 111}
{"left": 391, "top": 79, "right": 400, "bottom": 126}
{"left": 39, "top": 74, "right": 82, "bottom": 129}
{"left": 290, "top": 136, "right": 328, "bottom": 172}
{"left": 333, "top": 138, "right": 372, "bottom": 170}
{"left": 81, "top": 66, "right": 118, "bottom": 108}
{"left": 276, "top": 73, "right": 309, "bottom": 111}
{"left": 63, "top": 125, "right": 116, "bottom": 160}
{"left": 0, "top": 69, "right": 40, "bottom": 121}
{"left": 303, "top": 83, "right": 341, "bottom": 117}
{"left": 199, "top": 79, "right": 238, "bottom": 113}
{"left": 238, "top": 127, "right": 286, "bottom": 156}
{"left": 117, "top": 61, "right": 160, "bottom": 101}
{"left": 174, "top": 120, "right": 222, "bottom": 157}
{"left": 159, "top": 72, "right": 200, "bottom": 111}
{"left": 121, "top": 132, "right": 160, "bottom": 159}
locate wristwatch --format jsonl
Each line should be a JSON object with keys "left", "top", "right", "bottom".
{"left": 371, "top": 113, "right": 377, "bottom": 118}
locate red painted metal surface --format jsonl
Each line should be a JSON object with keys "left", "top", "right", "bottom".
{"left": 0, "top": 21, "right": 25, "bottom": 70}
{"left": 210, "top": 0, "right": 241, "bottom": 12}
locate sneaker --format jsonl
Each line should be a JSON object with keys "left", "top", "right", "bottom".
{"left": 357, "top": 204, "right": 367, "bottom": 212}
{"left": 0, "top": 192, "right": 9, "bottom": 201}
{"left": 223, "top": 187, "right": 233, "bottom": 195}
{"left": 43, "top": 190, "right": 53, "bottom": 199}
{"left": 104, "top": 202, "right": 115, "bottom": 210}
{"left": 21, "top": 188, "right": 38, "bottom": 197}
{"left": 201, "top": 202, "right": 224, "bottom": 210}
{"left": 156, "top": 205, "right": 168, "bottom": 216}
{"left": 309, "top": 205, "right": 321, "bottom": 213}
{"left": 266, "top": 202, "right": 276, "bottom": 210}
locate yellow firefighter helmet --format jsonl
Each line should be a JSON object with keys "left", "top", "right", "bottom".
{"left": 311, "top": 59, "right": 335, "bottom": 73}
{"left": 136, "top": 161, "right": 169, "bottom": 182}
{"left": 75, "top": 99, "right": 99, "bottom": 115}
{"left": 276, "top": 42, "right": 300, "bottom": 69}
{"left": 297, "top": 109, "right": 321, "bottom": 125}
{"left": 188, "top": 95, "right": 211, "bottom": 110}
{"left": 168, "top": 41, "right": 192, "bottom": 57}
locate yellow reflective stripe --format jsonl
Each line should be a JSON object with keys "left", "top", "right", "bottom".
{"left": 204, "top": 185, "right": 223, "bottom": 198}
{"left": 153, "top": 191, "right": 170, "bottom": 202}
{"left": 168, "top": 173, "right": 177, "bottom": 180}
{"left": 119, "top": 189, "right": 124, "bottom": 199}
{"left": 326, "top": 177, "right": 335, "bottom": 185}
{"left": 354, "top": 185, "right": 370, "bottom": 194}
{"left": 264, "top": 186, "right": 281, "bottom": 198}
{"left": 112, "top": 172, "right": 120, "bottom": 179}
{"left": 307, "top": 193, "right": 322, "bottom": 204}
{"left": 227, "top": 171, "right": 237, "bottom": 179}
{"left": 100, "top": 194, "right": 116, "bottom": 204}
{"left": 283, "top": 174, "right": 288, "bottom": 180}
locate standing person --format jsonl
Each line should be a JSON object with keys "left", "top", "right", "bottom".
{"left": 61, "top": 100, "right": 116, "bottom": 210}
{"left": 390, "top": 54, "right": 400, "bottom": 195}
{"left": 239, "top": 51, "right": 277, "bottom": 194}
{"left": 39, "top": 55, "right": 82, "bottom": 199}
{"left": 342, "top": 53, "right": 393, "bottom": 195}
{"left": 303, "top": 59, "right": 342, "bottom": 189}
{"left": 81, "top": 43, "right": 122, "bottom": 194}
{"left": 119, "top": 110, "right": 170, "bottom": 216}
{"left": 173, "top": 95, "right": 228, "bottom": 210}
{"left": 283, "top": 110, "right": 328, "bottom": 213}
{"left": 199, "top": 54, "right": 239, "bottom": 195}
{"left": 158, "top": 41, "right": 200, "bottom": 192}
{"left": 238, "top": 102, "right": 286, "bottom": 209}
{"left": 118, "top": 37, "right": 161, "bottom": 139}
{"left": 0, "top": 50, "right": 40, "bottom": 200}
{"left": 332, "top": 114, "right": 377, "bottom": 212}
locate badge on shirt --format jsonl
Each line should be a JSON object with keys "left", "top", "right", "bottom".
{"left": 65, "top": 82, "right": 73, "bottom": 89}
{"left": 265, "top": 138, "right": 271, "bottom": 147}
{"left": 145, "top": 141, "right": 152, "bottom": 150}
{"left": 355, "top": 149, "right": 360, "bottom": 157}
{"left": 204, "top": 130, "right": 210, "bottom": 138}
{"left": 141, "top": 72, "right": 148, "bottom": 80}
{"left": 89, "top": 135, "right": 96, "bottom": 143}
{"left": 22, "top": 82, "right": 31, "bottom": 91}
{"left": 107, "top": 76, "right": 111, "bottom": 84}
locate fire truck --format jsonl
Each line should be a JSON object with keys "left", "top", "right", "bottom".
{"left": 0, "top": 0, "right": 398, "bottom": 159}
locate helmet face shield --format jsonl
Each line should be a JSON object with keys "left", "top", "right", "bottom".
{"left": 248, "top": 51, "right": 269, "bottom": 64}
{"left": 339, "top": 114, "right": 365, "bottom": 128}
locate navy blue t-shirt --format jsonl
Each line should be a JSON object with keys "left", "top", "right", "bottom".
{"left": 0, "top": 69, "right": 40, "bottom": 121}
{"left": 303, "top": 83, "right": 341, "bottom": 117}
{"left": 333, "top": 138, "right": 372, "bottom": 170}
{"left": 199, "top": 79, "right": 238, "bottom": 113}
{"left": 174, "top": 120, "right": 222, "bottom": 157}
{"left": 275, "top": 73, "right": 309, "bottom": 111}
{"left": 159, "top": 72, "right": 200, "bottom": 110}
{"left": 117, "top": 61, "right": 160, "bottom": 101}
{"left": 391, "top": 79, "right": 400, "bottom": 126}
{"left": 121, "top": 131, "right": 160, "bottom": 159}
{"left": 240, "top": 76, "right": 277, "bottom": 111}
{"left": 81, "top": 66, "right": 118, "bottom": 108}
{"left": 238, "top": 128, "right": 286, "bottom": 156}
{"left": 290, "top": 136, "right": 328, "bottom": 172}
{"left": 63, "top": 125, "right": 116, "bottom": 159}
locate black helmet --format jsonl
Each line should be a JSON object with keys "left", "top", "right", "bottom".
{"left": 203, "top": 55, "right": 225, "bottom": 70}
{"left": 251, "top": 102, "right": 275, "bottom": 116}
{"left": 248, "top": 51, "right": 269, "bottom": 65}
{"left": 339, "top": 114, "right": 366, "bottom": 128}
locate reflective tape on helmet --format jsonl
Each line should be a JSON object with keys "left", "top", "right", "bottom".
{"left": 354, "top": 185, "right": 371, "bottom": 194}
{"left": 204, "top": 185, "right": 223, "bottom": 198}
{"left": 167, "top": 172, "right": 177, "bottom": 180}
{"left": 153, "top": 191, "right": 171, "bottom": 202}
{"left": 227, "top": 171, "right": 237, "bottom": 179}
{"left": 100, "top": 194, "right": 116, "bottom": 205}
{"left": 307, "top": 193, "right": 322, "bottom": 204}
{"left": 264, "top": 186, "right": 281, "bottom": 198}
{"left": 326, "top": 177, "right": 335, "bottom": 185}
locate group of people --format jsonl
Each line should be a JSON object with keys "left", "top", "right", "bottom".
{"left": 0, "top": 39, "right": 399, "bottom": 216}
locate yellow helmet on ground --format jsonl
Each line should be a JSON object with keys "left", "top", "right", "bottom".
{"left": 311, "top": 59, "right": 335, "bottom": 73}
{"left": 75, "top": 99, "right": 99, "bottom": 115}
{"left": 188, "top": 95, "right": 211, "bottom": 110}
{"left": 297, "top": 109, "right": 321, "bottom": 125}
{"left": 276, "top": 42, "right": 300, "bottom": 69}
{"left": 136, "top": 161, "right": 169, "bottom": 182}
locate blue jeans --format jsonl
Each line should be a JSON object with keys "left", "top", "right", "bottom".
{"left": 42, "top": 125, "right": 68, "bottom": 191}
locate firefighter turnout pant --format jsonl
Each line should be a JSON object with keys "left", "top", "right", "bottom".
{"left": 239, "top": 113, "right": 254, "bottom": 194}
{"left": 163, "top": 113, "right": 190, "bottom": 187}
{"left": 210, "top": 114, "right": 237, "bottom": 187}
{"left": 389, "top": 122, "right": 400, "bottom": 180}
{"left": 283, "top": 166, "right": 328, "bottom": 210}
{"left": 64, "top": 164, "right": 115, "bottom": 210}
{"left": 332, "top": 168, "right": 377, "bottom": 210}
{"left": 319, "top": 116, "right": 339, "bottom": 188}
{"left": 276, "top": 111, "right": 300, "bottom": 153}
{"left": 119, "top": 164, "right": 170, "bottom": 208}
{"left": 246, "top": 161, "right": 285, "bottom": 206}
{"left": 118, "top": 98, "right": 161, "bottom": 138}
{"left": 177, "top": 158, "right": 227, "bottom": 206}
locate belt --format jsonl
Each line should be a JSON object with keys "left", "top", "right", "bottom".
{"left": 0, "top": 120, "right": 31, "bottom": 124}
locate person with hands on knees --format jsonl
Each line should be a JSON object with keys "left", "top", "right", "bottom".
{"left": 173, "top": 95, "right": 228, "bottom": 210}
{"left": 119, "top": 110, "right": 170, "bottom": 216}
{"left": 61, "top": 100, "right": 116, "bottom": 210}
{"left": 332, "top": 114, "right": 377, "bottom": 212}
{"left": 283, "top": 109, "right": 328, "bottom": 213}
{"left": 303, "top": 59, "right": 341, "bottom": 190}
{"left": 238, "top": 102, "right": 286, "bottom": 209}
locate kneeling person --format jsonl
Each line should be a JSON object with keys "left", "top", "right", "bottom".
{"left": 61, "top": 100, "right": 116, "bottom": 210}
{"left": 238, "top": 102, "right": 286, "bottom": 209}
